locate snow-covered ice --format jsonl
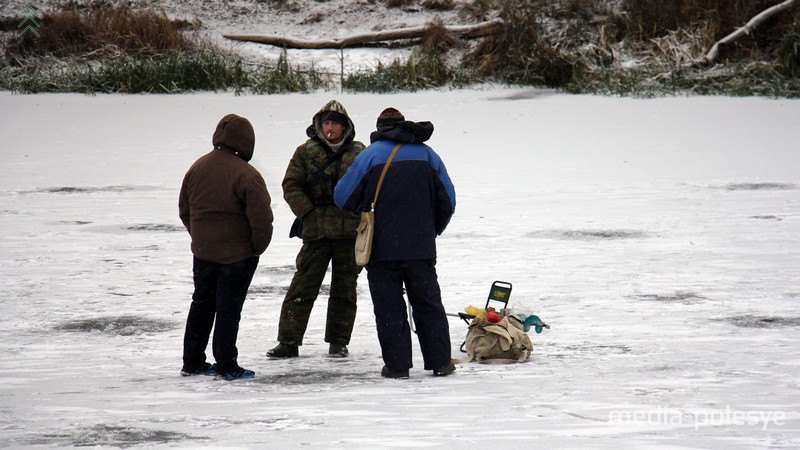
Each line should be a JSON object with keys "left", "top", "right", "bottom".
{"left": 1, "top": 88, "right": 799, "bottom": 449}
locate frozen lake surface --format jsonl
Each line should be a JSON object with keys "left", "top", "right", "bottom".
{"left": 1, "top": 89, "right": 799, "bottom": 449}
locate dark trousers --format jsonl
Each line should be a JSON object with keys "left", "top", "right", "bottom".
{"left": 366, "top": 259, "right": 452, "bottom": 371}
{"left": 277, "top": 239, "right": 360, "bottom": 346}
{"left": 183, "top": 255, "right": 259, "bottom": 372}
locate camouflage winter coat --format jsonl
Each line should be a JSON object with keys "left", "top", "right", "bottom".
{"left": 283, "top": 100, "right": 365, "bottom": 241}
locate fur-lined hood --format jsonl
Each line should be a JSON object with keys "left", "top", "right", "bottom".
{"left": 305, "top": 100, "right": 356, "bottom": 150}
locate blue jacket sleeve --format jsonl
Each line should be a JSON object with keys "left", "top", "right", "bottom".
{"left": 430, "top": 151, "right": 456, "bottom": 235}
{"left": 334, "top": 150, "right": 369, "bottom": 212}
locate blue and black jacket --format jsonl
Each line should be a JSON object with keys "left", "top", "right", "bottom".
{"left": 333, "top": 121, "right": 456, "bottom": 261}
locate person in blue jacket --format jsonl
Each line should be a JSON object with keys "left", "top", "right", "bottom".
{"left": 334, "top": 108, "right": 456, "bottom": 378}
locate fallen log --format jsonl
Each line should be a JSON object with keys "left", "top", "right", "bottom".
{"left": 703, "top": 0, "right": 799, "bottom": 65}
{"left": 223, "top": 18, "right": 503, "bottom": 49}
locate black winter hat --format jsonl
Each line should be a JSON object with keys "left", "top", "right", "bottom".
{"left": 376, "top": 107, "right": 405, "bottom": 130}
{"left": 320, "top": 110, "right": 349, "bottom": 128}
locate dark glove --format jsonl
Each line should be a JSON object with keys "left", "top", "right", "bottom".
{"left": 289, "top": 217, "right": 303, "bottom": 238}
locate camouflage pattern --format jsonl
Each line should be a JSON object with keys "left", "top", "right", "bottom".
{"left": 282, "top": 100, "right": 366, "bottom": 241}
{"left": 276, "top": 100, "right": 365, "bottom": 347}
{"left": 277, "top": 239, "right": 360, "bottom": 346}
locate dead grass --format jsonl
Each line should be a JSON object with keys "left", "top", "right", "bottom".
{"left": 457, "top": 0, "right": 497, "bottom": 21}
{"left": 779, "top": 17, "right": 800, "bottom": 77}
{"left": 2, "top": 0, "right": 798, "bottom": 96}
{"left": 386, "top": 0, "right": 413, "bottom": 9}
{"left": 422, "top": 0, "right": 456, "bottom": 11}
{"left": 420, "top": 17, "right": 463, "bottom": 52}
{"left": 624, "top": 0, "right": 800, "bottom": 45}
{"left": 463, "top": 0, "right": 573, "bottom": 86}
{"left": 4, "top": 5, "right": 197, "bottom": 60}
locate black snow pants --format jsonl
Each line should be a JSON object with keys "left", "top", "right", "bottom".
{"left": 366, "top": 259, "right": 452, "bottom": 371}
{"left": 183, "top": 255, "right": 259, "bottom": 372}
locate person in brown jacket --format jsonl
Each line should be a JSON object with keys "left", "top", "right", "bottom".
{"left": 179, "top": 113, "right": 274, "bottom": 380}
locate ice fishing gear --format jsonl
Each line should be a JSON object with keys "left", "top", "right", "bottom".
{"left": 446, "top": 280, "right": 550, "bottom": 356}
{"left": 519, "top": 314, "right": 549, "bottom": 334}
{"left": 408, "top": 280, "right": 550, "bottom": 358}
{"left": 464, "top": 314, "right": 533, "bottom": 363}
{"left": 451, "top": 280, "right": 513, "bottom": 324}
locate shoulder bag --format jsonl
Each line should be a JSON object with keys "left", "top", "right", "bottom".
{"left": 354, "top": 143, "right": 402, "bottom": 266}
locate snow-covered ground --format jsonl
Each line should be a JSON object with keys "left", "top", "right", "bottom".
{"left": 1, "top": 0, "right": 469, "bottom": 75}
{"left": 1, "top": 88, "right": 799, "bottom": 448}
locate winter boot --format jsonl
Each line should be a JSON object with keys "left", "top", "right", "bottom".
{"left": 328, "top": 344, "right": 349, "bottom": 358}
{"left": 217, "top": 367, "right": 255, "bottom": 380}
{"left": 267, "top": 342, "right": 299, "bottom": 358}
{"left": 180, "top": 362, "right": 217, "bottom": 377}
{"left": 381, "top": 365, "right": 409, "bottom": 379}
{"left": 433, "top": 361, "right": 456, "bottom": 377}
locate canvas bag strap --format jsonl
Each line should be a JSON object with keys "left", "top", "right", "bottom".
{"left": 371, "top": 143, "right": 403, "bottom": 209}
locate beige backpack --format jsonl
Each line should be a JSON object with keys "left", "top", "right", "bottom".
{"left": 464, "top": 315, "right": 533, "bottom": 363}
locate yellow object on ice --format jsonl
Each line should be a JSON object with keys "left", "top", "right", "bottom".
{"left": 464, "top": 305, "right": 487, "bottom": 318}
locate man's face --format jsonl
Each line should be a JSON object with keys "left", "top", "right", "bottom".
{"left": 322, "top": 120, "right": 345, "bottom": 143}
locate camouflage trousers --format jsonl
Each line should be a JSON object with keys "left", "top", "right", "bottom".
{"left": 277, "top": 239, "right": 361, "bottom": 346}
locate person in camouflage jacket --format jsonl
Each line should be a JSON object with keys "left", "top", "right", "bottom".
{"left": 267, "top": 100, "right": 365, "bottom": 359}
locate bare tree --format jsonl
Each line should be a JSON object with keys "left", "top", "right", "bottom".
{"left": 704, "top": 0, "right": 800, "bottom": 65}
{"left": 223, "top": 19, "right": 503, "bottom": 49}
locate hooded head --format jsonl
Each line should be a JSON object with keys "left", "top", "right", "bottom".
{"left": 320, "top": 110, "right": 349, "bottom": 128}
{"left": 213, "top": 114, "right": 255, "bottom": 162}
{"left": 376, "top": 107, "right": 405, "bottom": 131}
{"left": 369, "top": 107, "right": 433, "bottom": 144}
{"left": 309, "top": 100, "right": 355, "bottom": 151}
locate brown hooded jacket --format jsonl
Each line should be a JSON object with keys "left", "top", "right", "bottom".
{"left": 179, "top": 114, "right": 274, "bottom": 264}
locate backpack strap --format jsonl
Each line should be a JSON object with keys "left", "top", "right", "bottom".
{"left": 308, "top": 150, "right": 345, "bottom": 189}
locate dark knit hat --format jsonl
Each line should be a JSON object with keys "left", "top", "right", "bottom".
{"left": 376, "top": 107, "right": 405, "bottom": 130}
{"left": 320, "top": 110, "right": 349, "bottom": 128}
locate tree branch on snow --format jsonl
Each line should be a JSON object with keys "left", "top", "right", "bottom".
{"left": 703, "top": 0, "right": 799, "bottom": 65}
{"left": 223, "top": 18, "right": 503, "bottom": 49}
